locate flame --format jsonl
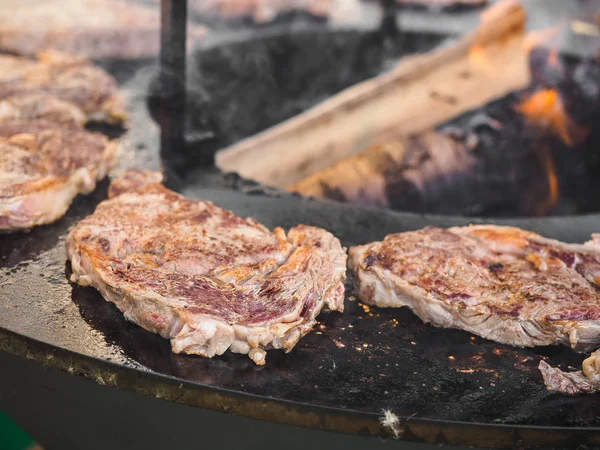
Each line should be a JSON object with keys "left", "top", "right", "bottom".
{"left": 515, "top": 89, "right": 573, "bottom": 216}
{"left": 536, "top": 152, "right": 558, "bottom": 216}
{"left": 515, "top": 89, "right": 589, "bottom": 147}
{"left": 468, "top": 45, "right": 496, "bottom": 78}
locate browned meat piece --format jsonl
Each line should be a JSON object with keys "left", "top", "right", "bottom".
{"left": 189, "top": 0, "right": 330, "bottom": 23}
{"left": 0, "top": 51, "right": 126, "bottom": 125}
{"left": 0, "top": 0, "right": 207, "bottom": 59}
{"left": 349, "top": 225, "right": 600, "bottom": 350}
{"left": 539, "top": 350, "right": 600, "bottom": 394}
{"left": 66, "top": 170, "right": 347, "bottom": 365}
{"left": 395, "top": 0, "right": 487, "bottom": 9}
{"left": 106, "top": 168, "right": 164, "bottom": 198}
{"left": 0, "top": 93, "right": 86, "bottom": 125}
{"left": 0, "top": 121, "right": 117, "bottom": 231}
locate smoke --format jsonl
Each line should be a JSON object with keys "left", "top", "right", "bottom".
{"left": 107, "top": 0, "right": 443, "bottom": 177}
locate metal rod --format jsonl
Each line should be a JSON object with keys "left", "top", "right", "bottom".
{"left": 379, "top": 0, "right": 399, "bottom": 42}
{"left": 159, "top": 0, "right": 187, "bottom": 168}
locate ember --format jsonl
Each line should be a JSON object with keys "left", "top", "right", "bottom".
{"left": 536, "top": 146, "right": 559, "bottom": 216}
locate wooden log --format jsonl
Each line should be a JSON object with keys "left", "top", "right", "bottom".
{"left": 289, "top": 60, "right": 600, "bottom": 217}
{"left": 287, "top": 132, "right": 474, "bottom": 210}
{"left": 215, "top": 0, "right": 529, "bottom": 187}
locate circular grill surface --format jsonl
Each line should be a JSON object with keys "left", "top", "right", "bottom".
{"left": 2, "top": 178, "right": 600, "bottom": 447}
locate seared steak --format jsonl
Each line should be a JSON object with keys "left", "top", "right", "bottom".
{"left": 189, "top": 0, "right": 330, "bottom": 23}
{"left": 539, "top": 350, "right": 600, "bottom": 394}
{"left": 0, "top": 93, "right": 86, "bottom": 125}
{"left": 66, "top": 170, "right": 346, "bottom": 365}
{"left": 349, "top": 225, "right": 600, "bottom": 350}
{"left": 0, "top": 121, "right": 117, "bottom": 231}
{"left": 0, "top": 51, "right": 126, "bottom": 124}
{"left": 0, "top": 0, "right": 207, "bottom": 59}
{"left": 395, "top": 0, "right": 487, "bottom": 8}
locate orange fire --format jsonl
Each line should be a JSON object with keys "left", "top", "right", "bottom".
{"left": 537, "top": 150, "right": 559, "bottom": 216}
{"left": 515, "top": 89, "right": 589, "bottom": 147}
{"left": 515, "top": 88, "right": 589, "bottom": 215}
{"left": 468, "top": 45, "right": 496, "bottom": 78}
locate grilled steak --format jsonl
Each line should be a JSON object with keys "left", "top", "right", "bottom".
{"left": 0, "top": 0, "right": 207, "bottom": 59}
{"left": 189, "top": 0, "right": 330, "bottom": 23}
{"left": 395, "top": 0, "right": 487, "bottom": 8}
{"left": 0, "top": 121, "right": 117, "bottom": 231}
{"left": 66, "top": 170, "right": 346, "bottom": 365}
{"left": 0, "top": 93, "right": 86, "bottom": 125}
{"left": 349, "top": 225, "right": 600, "bottom": 350}
{"left": 539, "top": 350, "right": 600, "bottom": 394}
{"left": 362, "top": 0, "right": 487, "bottom": 10}
{"left": 0, "top": 51, "right": 125, "bottom": 124}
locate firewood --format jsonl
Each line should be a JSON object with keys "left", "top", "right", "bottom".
{"left": 289, "top": 49, "right": 600, "bottom": 217}
{"left": 215, "top": 0, "right": 529, "bottom": 187}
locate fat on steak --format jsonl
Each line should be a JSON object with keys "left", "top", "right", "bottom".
{"left": 0, "top": 121, "right": 117, "bottom": 231}
{"left": 0, "top": 51, "right": 126, "bottom": 125}
{"left": 66, "top": 170, "right": 347, "bottom": 365}
{"left": 539, "top": 350, "right": 600, "bottom": 395}
{"left": 349, "top": 225, "right": 600, "bottom": 350}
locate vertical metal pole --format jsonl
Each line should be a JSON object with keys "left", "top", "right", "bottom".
{"left": 379, "top": 0, "right": 399, "bottom": 42}
{"left": 159, "top": 0, "right": 187, "bottom": 169}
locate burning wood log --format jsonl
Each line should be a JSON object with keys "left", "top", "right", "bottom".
{"left": 215, "top": 0, "right": 529, "bottom": 187}
{"left": 290, "top": 47, "right": 600, "bottom": 217}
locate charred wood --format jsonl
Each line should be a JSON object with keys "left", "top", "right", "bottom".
{"left": 290, "top": 49, "right": 600, "bottom": 217}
